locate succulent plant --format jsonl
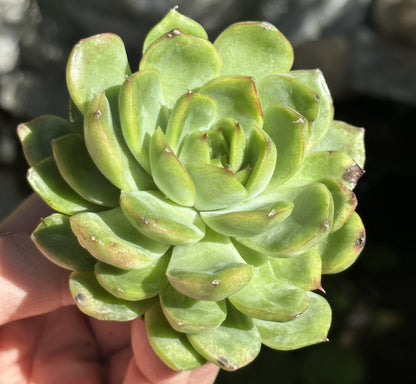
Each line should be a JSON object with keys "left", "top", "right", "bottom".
{"left": 17, "top": 8, "right": 365, "bottom": 372}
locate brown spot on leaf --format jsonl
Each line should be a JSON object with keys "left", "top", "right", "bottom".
{"left": 216, "top": 357, "right": 237, "bottom": 371}
{"left": 355, "top": 230, "right": 366, "bottom": 249}
{"left": 343, "top": 163, "right": 364, "bottom": 187}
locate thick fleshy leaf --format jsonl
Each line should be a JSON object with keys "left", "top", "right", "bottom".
{"left": 27, "top": 156, "right": 100, "bottom": 215}
{"left": 145, "top": 301, "right": 206, "bottom": 371}
{"left": 120, "top": 191, "right": 205, "bottom": 246}
{"left": 52, "top": 133, "right": 119, "bottom": 207}
{"left": 166, "top": 230, "right": 253, "bottom": 301}
{"left": 311, "top": 120, "right": 366, "bottom": 169}
{"left": 317, "top": 212, "right": 366, "bottom": 274}
{"left": 201, "top": 200, "right": 293, "bottom": 238}
{"left": 118, "top": 68, "right": 164, "bottom": 173}
{"left": 258, "top": 74, "right": 319, "bottom": 124}
{"left": 270, "top": 249, "right": 323, "bottom": 291}
{"left": 70, "top": 207, "right": 169, "bottom": 269}
{"left": 187, "top": 302, "right": 261, "bottom": 371}
{"left": 94, "top": 250, "right": 170, "bottom": 300}
{"left": 160, "top": 284, "right": 227, "bottom": 333}
{"left": 165, "top": 91, "right": 217, "bottom": 153}
{"left": 237, "top": 183, "right": 333, "bottom": 257}
{"left": 84, "top": 92, "right": 153, "bottom": 191}
{"left": 149, "top": 127, "right": 195, "bottom": 206}
{"left": 229, "top": 261, "right": 309, "bottom": 322}
{"left": 69, "top": 271, "right": 154, "bottom": 321}
{"left": 214, "top": 21, "right": 293, "bottom": 79}
{"left": 244, "top": 126, "right": 277, "bottom": 197}
{"left": 319, "top": 178, "right": 357, "bottom": 231}
{"left": 31, "top": 213, "right": 95, "bottom": 271}
{"left": 17, "top": 115, "right": 71, "bottom": 166}
{"left": 186, "top": 162, "right": 249, "bottom": 211}
{"left": 290, "top": 150, "right": 364, "bottom": 190}
{"left": 264, "top": 105, "right": 307, "bottom": 188}
{"left": 143, "top": 8, "right": 208, "bottom": 54}
{"left": 66, "top": 33, "right": 131, "bottom": 114}
{"left": 254, "top": 291, "right": 331, "bottom": 350}
{"left": 140, "top": 30, "right": 221, "bottom": 108}
{"left": 289, "top": 69, "right": 334, "bottom": 148}
{"left": 199, "top": 76, "right": 263, "bottom": 136}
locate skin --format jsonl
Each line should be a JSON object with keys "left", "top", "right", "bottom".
{"left": 0, "top": 194, "right": 219, "bottom": 384}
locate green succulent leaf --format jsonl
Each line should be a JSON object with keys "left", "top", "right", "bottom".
{"left": 27, "top": 156, "right": 101, "bottom": 215}
{"left": 264, "top": 105, "right": 307, "bottom": 188}
{"left": 254, "top": 291, "right": 331, "bottom": 350}
{"left": 160, "top": 283, "right": 227, "bottom": 333}
{"left": 66, "top": 33, "right": 131, "bottom": 114}
{"left": 312, "top": 120, "right": 366, "bottom": 169}
{"left": 17, "top": 115, "right": 72, "bottom": 167}
{"left": 289, "top": 69, "right": 334, "bottom": 148}
{"left": 149, "top": 127, "right": 196, "bottom": 207}
{"left": 118, "top": 68, "right": 164, "bottom": 173}
{"left": 120, "top": 190, "right": 205, "bottom": 246}
{"left": 143, "top": 8, "right": 208, "bottom": 54}
{"left": 84, "top": 92, "right": 153, "bottom": 191}
{"left": 145, "top": 301, "right": 206, "bottom": 371}
{"left": 31, "top": 213, "right": 96, "bottom": 271}
{"left": 94, "top": 250, "right": 170, "bottom": 301}
{"left": 52, "top": 133, "right": 119, "bottom": 207}
{"left": 270, "top": 249, "right": 323, "bottom": 291}
{"left": 187, "top": 301, "right": 261, "bottom": 371}
{"left": 229, "top": 261, "right": 309, "bottom": 321}
{"left": 69, "top": 271, "right": 154, "bottom": 321}
{"left": 237, "top": 183, "right": 334, "bottom": 257}
{"left": 167, "top": 230, "right": 253, "bottom": 301}
{"left": 140, "top": 30, "right": 221, "bottom": 108}
{"left": 317, "top": 212, "right": 366, "bottom": 274}
{"left": 214, "top": 21, "right": 293, "bottom": 79}
{"left": 70, "top": 207, "right": 169, "bottom": 269}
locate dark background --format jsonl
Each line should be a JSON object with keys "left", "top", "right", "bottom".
{"left": 1, "top": 1, "right": 414, "bottom": 382}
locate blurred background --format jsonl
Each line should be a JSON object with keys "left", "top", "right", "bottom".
{"left": 0, "top": 0, "right": 414, "bottom": 382}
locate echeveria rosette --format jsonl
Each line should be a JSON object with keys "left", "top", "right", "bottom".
{"left": 17, "top": 8, "right": 366, "bottom": 372}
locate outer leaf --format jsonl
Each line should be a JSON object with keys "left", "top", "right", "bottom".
{"left": 145, "top": 301, "right": 206, "bottom": 371}
{"left": 258, "top": 74, "right": 319, "bottom": 124}
{"left": 187, "top": 302, "right": 261, "bottom": 371}
{"left": 120, "top": 191, "right": 205, "bottom": 246}
{"left": 254, "top": 291, "right": 331, "bottom": 350}
{"left": 27, "top": 156, "right": 100, "bottom": 215}
{"left": 317, "top": 212, "right": 366, "bottom": 274}
{"left": 95, "top": 250, "right": 170, "bottom": 300}
{"left": 31, "top": 213, "right": 96, "bottom": 271}
{"left": 70, "top": 207, "right": 169, "bottom": 269}
{"left": 66, "top": 33, "right": 131, "bottom": 114}
{"left": 149, "top": 127, "right": 195, "bottom": 207}
{"left": 237, "top": 183, "right": 333, "bottom": 257}
{"left": 84, "top": 92, "right": 153, "bottom": 191}
{"left": 17, "top": 115, "right": 71, "bottom": 166}
{"left": 143, "top": 8, "right": 208, "bottom": 53}
{"left": 289, "top": 69, "right": 334, "bottom": 148}
{"left": 214, "top": 21, "right": 293, "bottom": 79}
{"left": 118, "top": 68, "right": 164, "bottom": 173}
{"left": 167, "top": 230, "right": 253, "bottom": 301}
{"left": 140, "top": 30, "right": 221, "bottom": 108}
{"left": 160, "top": 284, "right": 227, "bottom": 333}
{"left": 199, "top": 76, "right": 263, "bottom": 136}
{"left": 270, "top": 249, "right": 323, "bottom": 291}
{"left": 264, "top": 105, "right": 307, "bottom": 188}
{"left": 69, "top": 271, "right": 154, "bottom": 321}
{"left": 311, "top": 120, "right": 366, "bottom": 169}
{"left": 229, "top": 261, "right": 309, "bottom": 322}
{"left": 52, "top": 133, "right": 119, "bottom": 207}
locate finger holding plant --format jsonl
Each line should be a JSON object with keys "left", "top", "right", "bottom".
{"left": 17, "top": 8, "right": 366, "bottom": 372}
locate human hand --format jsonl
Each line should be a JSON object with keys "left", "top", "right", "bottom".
{"left": 0, "top": 194, "right": 220, "bottom": 384}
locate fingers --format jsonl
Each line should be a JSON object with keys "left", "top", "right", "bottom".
{"left": 130, "top": 317, "right": 219, "bottom": 384}
{"left": 0, "top": 233, "right": 73, "bottom": 325}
